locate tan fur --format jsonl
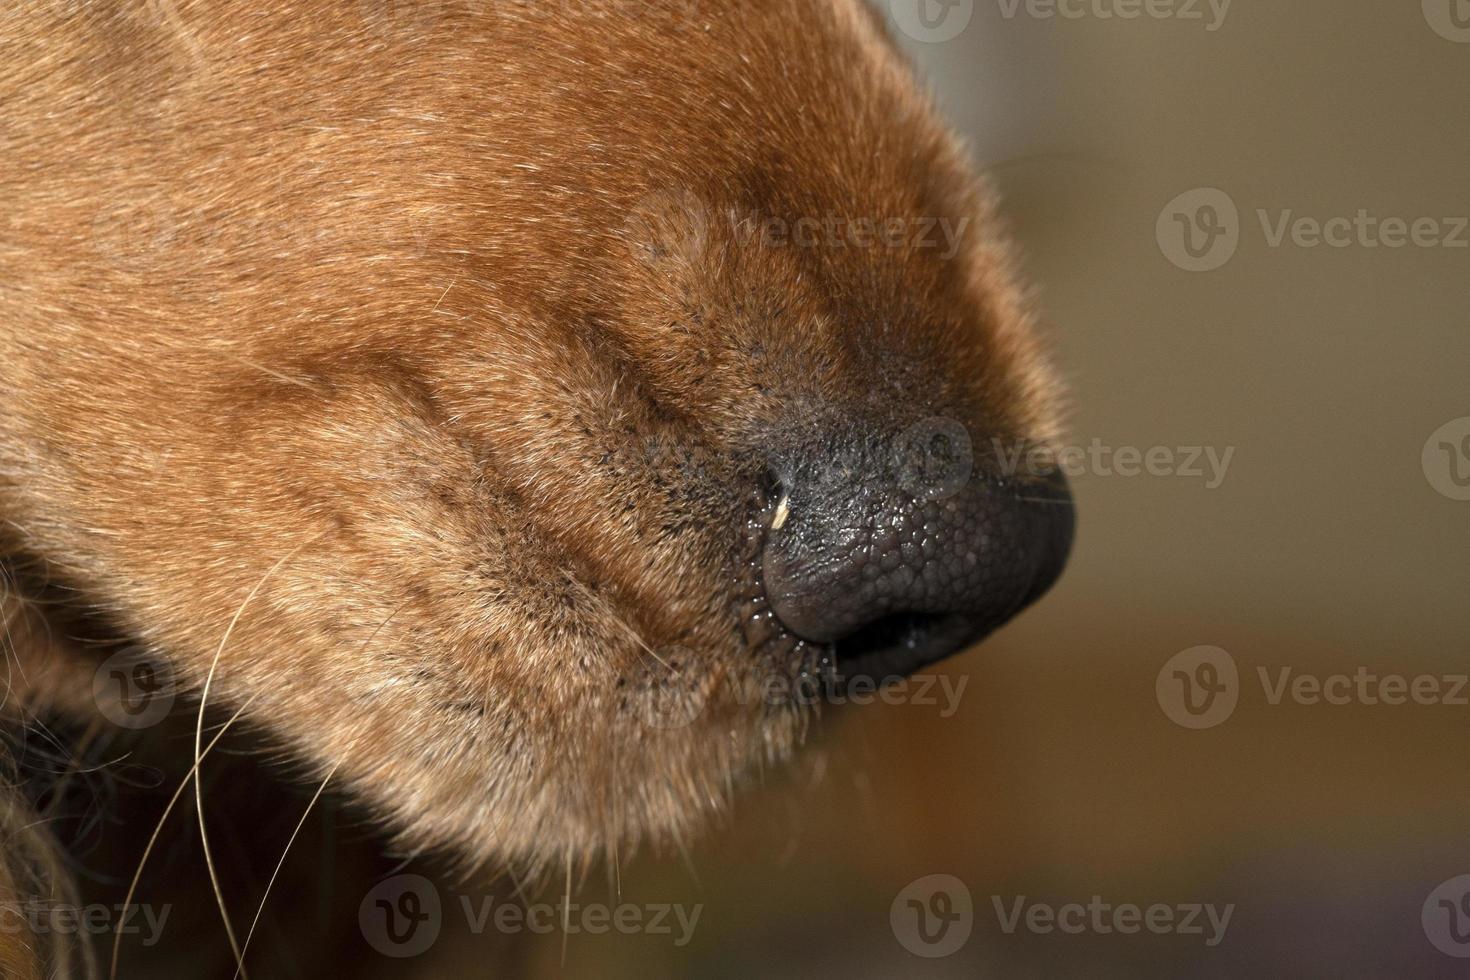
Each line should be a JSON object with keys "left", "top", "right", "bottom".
{"left": 0, "top": 0, "right": 1064, "bottom": 970}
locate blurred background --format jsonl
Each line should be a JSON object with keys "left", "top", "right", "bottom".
{"left": 440, "top": 1, "right": 1469, "bottom": 976}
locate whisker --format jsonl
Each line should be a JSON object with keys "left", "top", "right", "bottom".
{"left": 561, "top": 851, "right": 572, "bottom": 967}
{"left": 230, "top": 597, "right": 407, "bottom": 976}
{"left": 109, "top": 695, "right": 257, "bottom": 980}
{"left": 563, "top": 572, "right": 671, "bottom": 672}
{"left": 672, "top": 828, "right": 701, "bottom": 890}
{"left": 430, "top": 278, "right": 457, "bottom": 315}
{"left": 220, "top": 352, "right": 317, "bottom": 391}
{"left": 564, "top": 572, "right": 672, "bottom": 672}
{"left": 231, "top": 762, "right": 339, "bottom": 980}
{"left": 194, "top": 538, "right": 317, "bottom": 980}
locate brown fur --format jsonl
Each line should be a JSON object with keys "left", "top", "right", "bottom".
{"left": 0, "top": 0, "right": 1064, "bottom": 971}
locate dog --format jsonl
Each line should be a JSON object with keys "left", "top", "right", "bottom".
{"left": 0, "top": 1, "right": 1073, "bottom": 974}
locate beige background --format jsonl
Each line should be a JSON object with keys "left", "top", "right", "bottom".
{"left": 420, "top": 2, "right": 1470, "bottom": 976}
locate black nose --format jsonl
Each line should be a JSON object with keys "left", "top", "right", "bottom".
{"left": 761, "top": 427, "right": 1074, "bottom": 682}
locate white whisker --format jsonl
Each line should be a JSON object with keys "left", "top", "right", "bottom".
{"left": 231, "top": 762, "right": 339, "bottom": 980}
{"left": 110, "top": 695, "right": 257, "bottom": 980}
{"left": 194, "top": 538, "right": 317, "bottom": 980}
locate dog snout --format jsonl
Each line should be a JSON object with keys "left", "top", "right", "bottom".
{"left": 760, "top": 427, "right": 1074, "bottom": 680}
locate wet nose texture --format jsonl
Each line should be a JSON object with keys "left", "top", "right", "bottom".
{"left": 761, "top": 449, "right": 1074, "bottom": 682}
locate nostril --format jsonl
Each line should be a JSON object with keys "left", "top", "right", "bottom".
{"left": 831, "top": 611, "right": 980, "bottom": 683}
{"left": 836, "top": 611, "right": 944, "bottom": 661}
